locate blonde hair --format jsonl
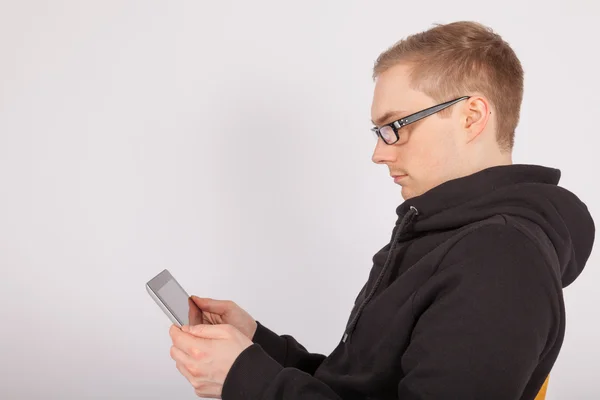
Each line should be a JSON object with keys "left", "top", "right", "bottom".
{"left": 373, "top": 21, "right": 523, "bottom": 152}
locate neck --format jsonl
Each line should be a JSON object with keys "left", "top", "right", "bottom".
{"left": 480, "top": 151, "right": 513, "bottom": 169}
{"left": 462, "top": 148, "right": 513, "bottom": 177}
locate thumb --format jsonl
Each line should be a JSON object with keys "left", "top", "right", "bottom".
{"left": 187, "top": 323, "right": 229, "bottom": 339}
{"left": 190, "top": 296, "right": 229, "bottom": 314}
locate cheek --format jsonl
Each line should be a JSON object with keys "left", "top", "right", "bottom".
{"left": 405, "top": 128, "right": 459, "bottom": 190}
{"left": 405, "top": 137, "right": 444, "bottom": 173}
{"left": 413, "top": 151, "right": 446, "bottom": 190}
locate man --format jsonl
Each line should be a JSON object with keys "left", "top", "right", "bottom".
{"left": 168, "top": 21, "right": 595, "bottom": 399}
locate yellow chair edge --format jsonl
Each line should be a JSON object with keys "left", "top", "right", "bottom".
{"left": 534, "top": 375, "right": 550, "bottom": 400}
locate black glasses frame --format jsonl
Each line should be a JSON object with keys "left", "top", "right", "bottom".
{"left": 371, "top": 96, "right": 470, "bottom": 145}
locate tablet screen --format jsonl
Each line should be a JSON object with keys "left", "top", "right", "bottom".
{"left": 149, "top": 271, "right": 203, "bottom": 326}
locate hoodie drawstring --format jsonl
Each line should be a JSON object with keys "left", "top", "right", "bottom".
{"left": 342, "top": 206, "right": 419, "bottom": 343}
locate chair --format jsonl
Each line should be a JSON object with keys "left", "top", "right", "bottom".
{"left": 534, "top": 376, "right": 549, "bottom": 400}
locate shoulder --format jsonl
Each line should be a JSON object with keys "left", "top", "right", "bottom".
{"left": 415, "top": 221, "right": 562, "bottom": 326}
{"left": 440, "top": 220, "right": 554, "bottom": 284}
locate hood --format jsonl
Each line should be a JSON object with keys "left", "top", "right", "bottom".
{"left": 397, "top": 164, "right": 595, "bottom": 288}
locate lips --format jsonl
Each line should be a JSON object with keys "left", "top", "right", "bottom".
{"left": 392, "top": 174, "right": 408, "bottom": 184}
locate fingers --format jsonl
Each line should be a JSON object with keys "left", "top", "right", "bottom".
{"left": 171, "top": 346, "right": 205, "bottom": 379}
{"left": 175, "top": 360, "right": 194, "bottom": 381}
{"left": 172, "top": 348, "right": 195, "bottom": 379}
{"left": 190, "top": 296, "right": 232, "bottom": 314}
{"left": 169, "top": 324, "right": 181, "bottom": 337}
{"left": 194, "top": 382, "right": 222, "bottom": 398}
{"left": 170, "top": 325, "right": 207, "bottom": 358}
{"left": 188, "top": 297, "right": 203, "bottom": 326}
{"left": 184, "top": 323, "right": 233, "bottom": 339}
{"left": 173, "top": 349, "right": 220, "bottom": 397}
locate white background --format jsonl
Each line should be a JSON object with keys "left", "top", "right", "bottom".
{"left": 1, "top": 1, "right": 598, "bottom": 399}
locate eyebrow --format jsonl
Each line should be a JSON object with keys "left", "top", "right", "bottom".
{"left": 371, "top": 110, "right": 407, "bottom": 126}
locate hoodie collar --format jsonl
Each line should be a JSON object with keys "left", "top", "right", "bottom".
{"left": 396, "top": 164, "right": 561, "bottom": 219}
{"left": 393, "top": 163, "right": 595, "bottom": 289}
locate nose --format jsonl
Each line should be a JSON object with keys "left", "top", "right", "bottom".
{"left": 371, "top": 137, "right": 397, "bottom": 165}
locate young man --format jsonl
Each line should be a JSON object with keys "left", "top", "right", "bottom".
{"left": 168, "top": 21, "right": 595, "bottom": 399}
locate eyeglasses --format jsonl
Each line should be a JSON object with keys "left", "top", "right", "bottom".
{"left": 371, "top": 96, "right": 470, "bottom": 145}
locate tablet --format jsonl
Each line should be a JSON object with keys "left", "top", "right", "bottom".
{"left": 146, "top": 269, "right": 203, "bottom": 327}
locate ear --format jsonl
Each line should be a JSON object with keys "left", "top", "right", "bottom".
{"left": 461, "top": 96, "right": 491, "bottom": 143}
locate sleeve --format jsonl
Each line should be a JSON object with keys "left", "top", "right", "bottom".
{"left": 251, "top": 321, "right": 327, "bottom": 374}
{"left": 222, "top": 344, "right": 342, "bottom": 400}
{"left": 397, "top": 224, "right": 561, "bottom": 399}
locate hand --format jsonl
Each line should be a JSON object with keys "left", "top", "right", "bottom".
{"left": 169, "top": 324, "right": 253, "bottom": 398}
{"left": 189, "top": 296, "right": 258, "bottom": 340}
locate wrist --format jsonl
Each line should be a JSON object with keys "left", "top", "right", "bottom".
{"left": 248, "top": 320, "right": 258, "bottom": 340}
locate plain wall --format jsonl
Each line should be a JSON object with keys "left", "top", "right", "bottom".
{"left": 1, "top": 1, "right": 598, "bottom": 399}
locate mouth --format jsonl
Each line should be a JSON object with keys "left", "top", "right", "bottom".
{"left": 392, "top": 174, "right": 408, "bottom": 184}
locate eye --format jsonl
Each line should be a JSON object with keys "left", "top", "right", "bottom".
{"left": 379, "top": 125, "right": 396, "bottom": 143}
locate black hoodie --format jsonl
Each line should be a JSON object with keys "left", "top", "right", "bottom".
{"left": 222, "top": 164, "right": 595, "bottom": 400}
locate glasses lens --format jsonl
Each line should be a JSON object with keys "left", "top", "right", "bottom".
{"left": 379, "top": 126, "right": 396, "bottom": 144}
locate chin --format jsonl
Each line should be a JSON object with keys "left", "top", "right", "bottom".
{"left": 401, "top": 187, "right": 415, "bottom": 200}
{"left": 401, "top": 184, "right": 426, "bottom": 200}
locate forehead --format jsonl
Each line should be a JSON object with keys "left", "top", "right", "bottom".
{"left": 371, "top": 64, "right": 429, "bottom": 123}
